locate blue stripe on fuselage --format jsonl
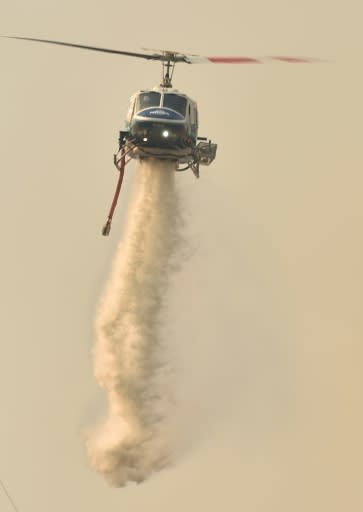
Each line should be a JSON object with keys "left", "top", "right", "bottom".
{"left": 136, "top": 107, "right": 184, "bottom": 121}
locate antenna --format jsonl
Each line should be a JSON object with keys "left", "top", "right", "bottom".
{"left": 0, "top": 479, "right": 19, "bottom": 512}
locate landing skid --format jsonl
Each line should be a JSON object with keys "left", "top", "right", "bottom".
{"left": 176, "top": 161, "right": 199, "bottom": 178}
{"left": 102, "top": 136, "right": 216, "bottom": 236}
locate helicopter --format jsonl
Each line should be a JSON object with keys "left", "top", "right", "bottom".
{"left": 1, "top": 36, "right": 317, "bottom": 235}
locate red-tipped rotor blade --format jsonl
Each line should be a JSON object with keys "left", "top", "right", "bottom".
{"left": 208, "top": 56, "right": 262, "bottom": 63}
{"left": 187, "top": 55, "right": 321, "bottom": 64}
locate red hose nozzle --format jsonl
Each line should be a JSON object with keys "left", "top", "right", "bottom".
{"left": 102, "top": 219, "right": 111, "bottom": 236}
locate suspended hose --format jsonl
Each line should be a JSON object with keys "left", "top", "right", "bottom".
{"left": 102, "top": 152, "right": 126, "bottom": 236}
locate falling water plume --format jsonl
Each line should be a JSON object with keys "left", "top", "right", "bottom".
{"left": 86, "top": 159, "right": 182, "bottom": 486}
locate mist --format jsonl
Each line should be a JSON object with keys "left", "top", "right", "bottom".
{"left": 86, "top": 160, "right": 182, "bottom": 487}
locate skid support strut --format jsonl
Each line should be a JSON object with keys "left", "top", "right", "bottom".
{"left": 102, "top": 148, "right": 129, "bottom": 236}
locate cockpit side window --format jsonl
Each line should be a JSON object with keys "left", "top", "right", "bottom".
{"left": 163, "top": 94, "right": 187, "bottom": 117}
{"left": 135, "top": 92, "right": 161, "bottom": 112}
{"left": 126, "top": 95, "right": 137, "bottom": 124}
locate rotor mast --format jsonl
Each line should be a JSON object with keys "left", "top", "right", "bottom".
{"left": 161, "top": 52, "right": 177, "bottom": 88}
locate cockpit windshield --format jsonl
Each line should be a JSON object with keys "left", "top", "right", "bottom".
{"left": 163, "top": 94, "right": 187, "bottom": 117}
{"left": 135, "top": 92, "right": 161, "bottom": 112}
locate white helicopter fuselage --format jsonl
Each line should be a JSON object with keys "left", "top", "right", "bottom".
{"left": 123, "top": 86, "right": 199, "bottom": 164}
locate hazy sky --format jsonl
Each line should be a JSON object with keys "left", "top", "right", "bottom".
{"left": 1, "top": 0, "right": 363, "bottom": 510}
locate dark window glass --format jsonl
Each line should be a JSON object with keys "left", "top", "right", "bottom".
{"left": 136, "top": 92, "right": 161, "bottom": 111}
{"left": 163, "top": 94, "right": 187, "bottom": 116}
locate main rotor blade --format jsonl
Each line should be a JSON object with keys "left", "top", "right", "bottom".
{"left": 2, "top": 37, "right": 323, "bottom": 65}
{"left": 142, "top": 49, "right": 320, "bottom": 64}
{"left": 1, "top": 36, "right": 162, "bottom": 61}
{"left": 186, "top": 55, "right": 320, "bottom": 64}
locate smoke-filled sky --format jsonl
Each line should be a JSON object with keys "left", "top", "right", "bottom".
{"left": 1, "top": 0, "right": 363, "bottom": 510}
